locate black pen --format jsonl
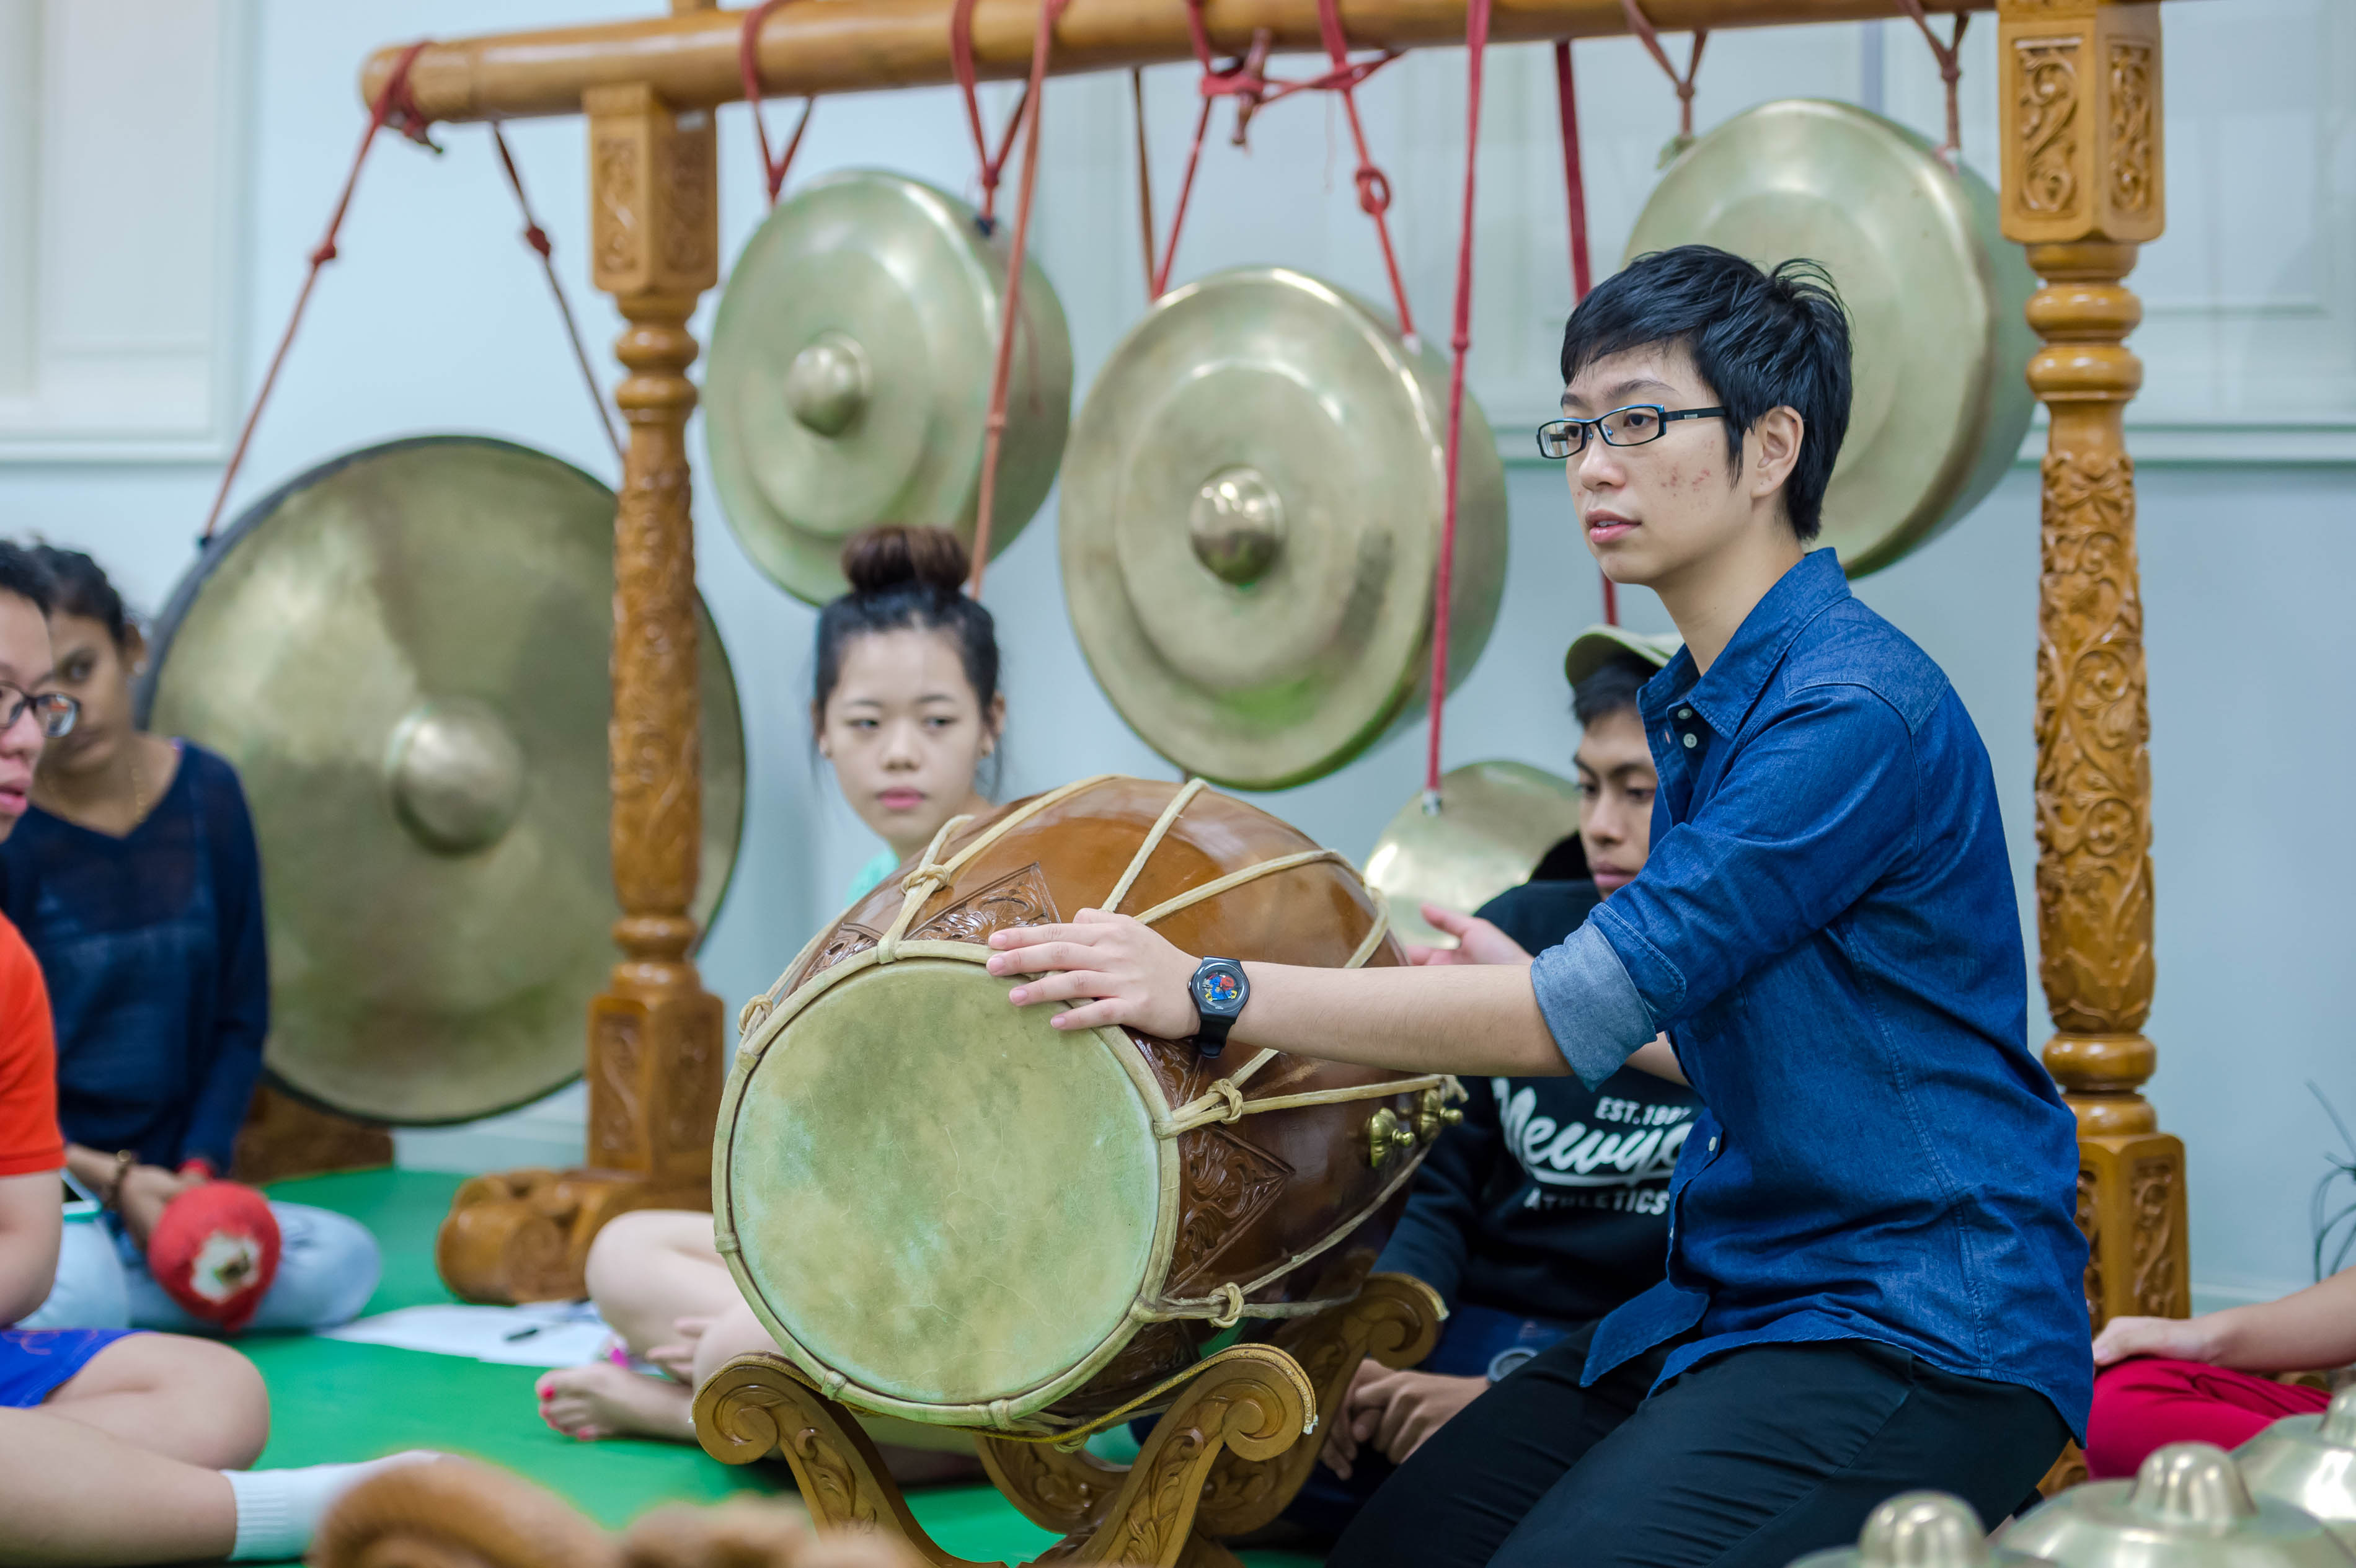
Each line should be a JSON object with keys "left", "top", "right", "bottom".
{"left": 503, "top": 1326, "right": 542, "bottom": 1342}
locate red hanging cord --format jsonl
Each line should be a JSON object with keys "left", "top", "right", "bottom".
{"left": 740, "top": 0, "right": 819, "bottom": 203}
{"left": 1309, "top": 0, "right": 1415, "bottom": 343}
{"left": 1552, "top": 41, "right": 1616, "bottom": 626}
{"left": 489, "top": 125, "right": 624, "bottom": 464}
{"left": 957, "top": 0, "right": 1071, "bottom": 593}
{"left": 1552, "top": 43, "right": 1593, "bottom": 303}
{"left": 1143, "top": 0, "right": 1410, "bottom": 329}
{"left": 1145, "top": 86, "right": 1218, "bottom": 299}
{"left": 950, "top": 0, "right": 1044, "bottom": 228}
{"left": 200, "top": 41, "right": 434, "bottom": 544}
{"left": 1890, "top": 0, "right": 1969, "bottom": 167}
{"left": 1422, "top": 0, "right": 1493, "bottom": 800}
{"left": 1619, "top": 0, "right": 1707, "bottom": 159}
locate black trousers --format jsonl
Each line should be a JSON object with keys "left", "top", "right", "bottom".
{"left": 1327, "top": 1322, "right": 2068, "bottom": 1568}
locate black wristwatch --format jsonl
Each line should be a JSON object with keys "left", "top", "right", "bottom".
{"left": 1189, "top": 957, "right": 1249, "bottom": 1058}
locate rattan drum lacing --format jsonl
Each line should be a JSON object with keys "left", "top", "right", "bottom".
{"left": 723, "top": 775, "right": 1461, "bottom": 1437}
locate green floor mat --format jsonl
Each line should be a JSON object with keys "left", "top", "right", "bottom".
{"left": 249, "top": 1169, "right": 1319, "bottom": 1566}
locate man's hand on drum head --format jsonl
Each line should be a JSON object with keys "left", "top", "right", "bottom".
{"left": 986, "top": 910, "right": 1203, "bottom": 1037}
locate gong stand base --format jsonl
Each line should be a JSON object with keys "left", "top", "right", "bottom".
{"left": 436, "top": 1166, "right": 710, "bottom": 1304}
{"left": 693, "top": 1274, "right": 1446, "bottom": 1568}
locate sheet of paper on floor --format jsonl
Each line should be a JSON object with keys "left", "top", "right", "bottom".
{"left": 320, "top": 1300, "right": 612, "bottom": 1367}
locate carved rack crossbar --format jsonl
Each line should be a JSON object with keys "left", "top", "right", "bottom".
{"left": 368, "top": 0, "right": 1994, "bottom": 121}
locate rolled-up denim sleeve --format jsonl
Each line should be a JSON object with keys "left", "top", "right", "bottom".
{"left": 1590, "top": 683, "right": 1918, "bottom": 1030}
{"left": 1530, "top": 923, "right": 1659, "bottom": 1087}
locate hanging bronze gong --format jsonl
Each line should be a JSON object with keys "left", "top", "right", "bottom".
{"left": 704, "top": 169, "right": 1074, "bottom": 605}
{"left": 139, "top": 436, "right": 747, "bottom": 1125}
{"left": 1061, "top": 267, "right": 1510, "bottom": 791}
{"left": 1624, "top": 100, "right": 2037, "bottom": 577}
{"left": 1364, "top": 762, "right": 1582, "bottom": 950}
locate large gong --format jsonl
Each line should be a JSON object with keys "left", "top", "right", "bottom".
{"left": 139, "top": 436, "right": 747, "bottom": 1125}
{"left": 1626, "top": 100, "right": 2037, "bottom": 577}
{"left": 704, "top": 169, "right": 1074, "bottom": 605}
{"left": 1061, "top": 267, "right": 1509, "bottom": 792}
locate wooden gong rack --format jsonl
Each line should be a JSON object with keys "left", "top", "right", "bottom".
{"left": 378, "top": 0, "right": 2186, "bottom": 1498}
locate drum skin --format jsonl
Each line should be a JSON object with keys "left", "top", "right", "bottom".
{"left": 717, "top": 777, "right": 1441, "bottom": 1435}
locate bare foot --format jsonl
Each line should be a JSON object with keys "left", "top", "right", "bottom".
{"left": 536, "top": 1362, "right": 695, "bottom": 1442}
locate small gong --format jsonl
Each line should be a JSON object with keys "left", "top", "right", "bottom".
{"left": 704, "top": 169, "right": 1074, "bottom": 605}
{"left": 141, "top": 436, "right": 747, "bottom": 1126}
{"left": 1788, "top": 1492, "right": 2054, "bottom": 1568}
{"left": 1625, "top": 100, "right": 2037, "bottom": 577}
{"left": 2002, "top": 1442, "right": 2355, "bottom": 1568}
{"left": 2237, "top": 1388, "right": 2356, "bottom": 1549}
{"left": 1060, "top": 267, "right": 1509, "bottom": 792}
{"left": 1365, "top": 762, "right": 1583, "bottom": 950}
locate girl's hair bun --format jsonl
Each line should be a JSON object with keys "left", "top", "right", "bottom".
{"left": 840, "top": 525, "right": 970, "bottom": 598}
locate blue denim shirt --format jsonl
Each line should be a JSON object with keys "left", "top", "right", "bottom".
{"left": 1528, "top": 550, "right": 2091, "bottom": 1436}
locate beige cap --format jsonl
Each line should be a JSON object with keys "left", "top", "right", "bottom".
{"left": 1563, "top": 624, "right": 1683, "bottom": 689}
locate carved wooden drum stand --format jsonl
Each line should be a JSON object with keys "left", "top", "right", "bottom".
{"left": 693, "top": 776, "right": 1455, "bottom": 1564}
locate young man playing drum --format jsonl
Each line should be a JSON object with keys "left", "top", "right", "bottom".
{"left": 989, "top": 244, "right": 2090, "bottom": 1568}
{"left": 1296, "top": 631, "right": 1696, "bottom": 1546}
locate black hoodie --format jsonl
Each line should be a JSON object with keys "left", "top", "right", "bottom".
{"left": 1373, "top": 879, "right": 1703, "bottom": 1323}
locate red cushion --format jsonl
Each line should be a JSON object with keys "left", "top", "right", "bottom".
{"left": 147, "top": 1182, "right": 282, "bottom": 1331}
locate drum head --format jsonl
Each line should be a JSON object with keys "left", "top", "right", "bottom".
{"left": 724, "top": 955, "right": 1168, "bottom": 1415}
{"left": 142, "top": 436, "right": 746, "bottom": 1125}
{"left": 1625, "top": 100, "right": 2036, "bottom": 577}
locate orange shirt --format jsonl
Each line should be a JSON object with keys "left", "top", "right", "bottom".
{"left": 0, "top": 912, "right": 60, "bottom": 1179}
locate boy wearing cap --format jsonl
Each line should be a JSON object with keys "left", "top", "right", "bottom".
{"left": 991, "top": 244, "right": 2088, "bottom": 1567}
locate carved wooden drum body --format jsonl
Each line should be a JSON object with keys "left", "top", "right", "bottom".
{"left": 715, "top": 776, "right": 1455, "bottom": 1437}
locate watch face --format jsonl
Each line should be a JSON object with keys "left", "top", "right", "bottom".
{"left": 1196, "top": 965, "right": 1242, "bottom": 1012}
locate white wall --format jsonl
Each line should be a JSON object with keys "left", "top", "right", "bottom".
{"left": 0, "top": 0, "right": 2347, "bottom": 1309}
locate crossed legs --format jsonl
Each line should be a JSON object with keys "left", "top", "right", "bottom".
{"left": 536, "top": 1209, "right": 746, "bottom": 1442}
{"left": 1, "top": 1333, "right": 265, "bottom": 1566}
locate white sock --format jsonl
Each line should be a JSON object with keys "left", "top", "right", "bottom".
{"left": 223, "top": 1451, "right": 441, "bottom": 1561}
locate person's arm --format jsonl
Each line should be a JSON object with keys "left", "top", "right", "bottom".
{"left": 991, "top": 934, "right": 1571, "bottom": 1074}
{"left": 63, "top": 1142, "right": 197, "bottom": 1248}
{"left": 990, "top": 688, "right": 1910, "bottom": 1082}
{"left": 2094, "top": 1268, "right": 2356, "bottom": 1375}
{"left": 0, "top": 1169, "right": 60, "bottom": 1326}
{"left": 0, "top": 931, "right": 62, "bottom": 1322}
{"left": 177, "top": 761, "right": 269, "bottom": 1177}
{"left": 1417, "top": 903, "right": 1688, "bottom": 1087}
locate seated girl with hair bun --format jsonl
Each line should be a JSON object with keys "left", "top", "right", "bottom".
{"left": 534, "top": 525, "right": 1003, "bottom": 1479}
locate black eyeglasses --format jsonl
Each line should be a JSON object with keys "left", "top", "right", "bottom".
{"left": 0, "top": 683, "right": 78, "bottom": 738}
{"left": 1535, "top": 404, "right": 1727, "bottom": 459}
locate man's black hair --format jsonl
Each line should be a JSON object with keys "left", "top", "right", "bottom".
{"left": 1572, "top": 652, "right": 1657, "bottom": 729}
{"left": 0, "top": 542, "right": 56, "bottom": 616}
{"left": 1559, "top": 244, "right": 1852, "bottom": 543}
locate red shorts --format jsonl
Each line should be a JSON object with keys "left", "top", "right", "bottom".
{"left": 2086, "top": 1357, "right": 2330, "bottom": 1479}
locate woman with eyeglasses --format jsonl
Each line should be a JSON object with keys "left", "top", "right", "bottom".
{"left": 0, "top": 546, "right": 380, "bottom": 1336}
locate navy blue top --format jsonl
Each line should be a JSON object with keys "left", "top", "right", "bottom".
{"left": 0, "top": 743, "right": 268, "bottom": 1174}
{"left": 1527, "top": 549, "right": 2091, "bottom": 1435}
{"left": 1378, "top": 879, "right": 1701, "bottom": 1325}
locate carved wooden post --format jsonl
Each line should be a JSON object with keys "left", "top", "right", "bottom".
{"left": 1998, "top": 0, "right": 2187, "bottom": 1329}
{"left": 436, "top": 84, "right": 724, "bottom": 1303}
